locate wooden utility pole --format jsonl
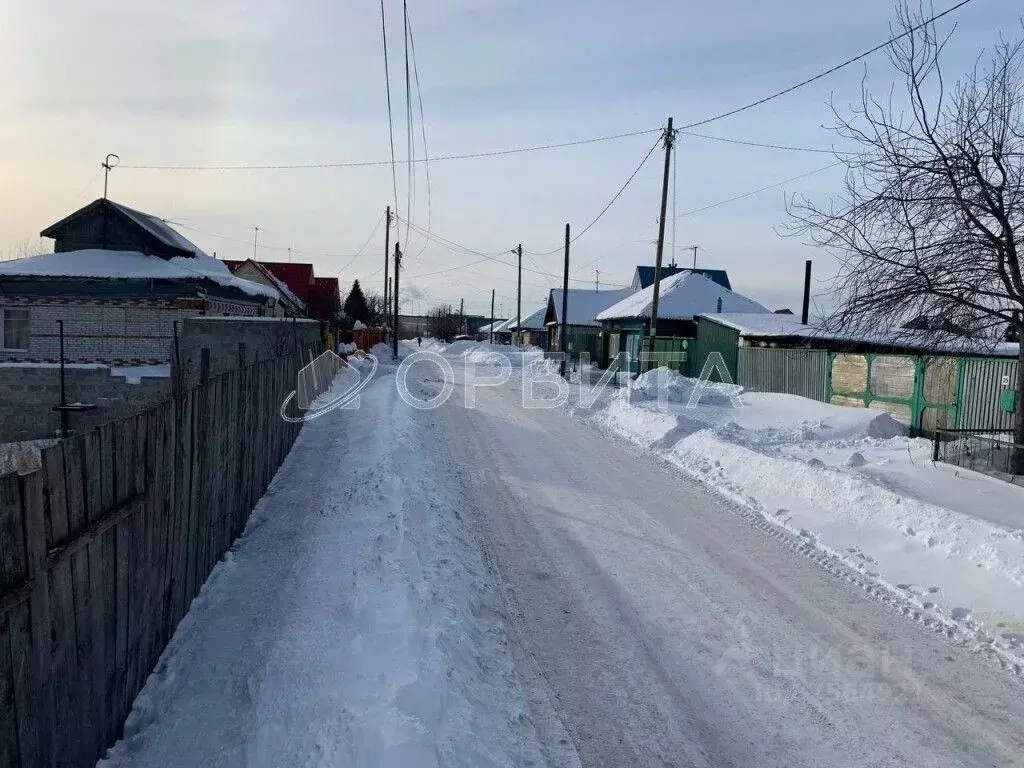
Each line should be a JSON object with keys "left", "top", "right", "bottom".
{"left": 691, "top": 245, "right": 698, "bottom": 270}
{"left": 516, "top": 243, "right": 523, "bottom": 347}
{"left": 595, "top": 269, "right": 600, "bottom": 292}
{"left": 645, "top": 117, "right": 675, "bottom": 371}
{"left": 392, "top": 242, "right": 401, "bottom": 360}
{"left": 801, "top": 260, "right": 812, "bottom": 325}
{"left": 383, "top": 206, "right": 392, "bottom": 335}
{"left": 560, "top": 223, "right": 571, "bottom": 379}
{"left": 253, "top": 226, "right": 260, "bottom": 259}
{"left": 490, "top": 289, "right": 495, "bottom": 344}
{"left": 459, "top": 298, "right": 464, "bottom": 335}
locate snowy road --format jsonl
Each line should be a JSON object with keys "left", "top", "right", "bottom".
{"left": 441, "top": 366, "right": 1024, "bottom": 768}
{"left": 99, "top": 355, "right": 1024, "bottom": 767}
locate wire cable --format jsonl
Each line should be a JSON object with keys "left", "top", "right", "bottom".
{"left": 119, "top": 129, "right": 661, "bottom": 171}
{"left": 675, "top": 162, "right": 841, "bottom": 219}
{"left": 408, "top": 8, "right": 433, "bottom": 260}
{"left": 337, "top": 212, "right": 387, "bottom": 272}
{"left": 678, "top": 0, "right": 976, "bottom": 130}
{"left": 380, "top": 0, "right": 401, "bottom": 229}
{"left": 402, "top": 0, "right": 414, "bottom": 253}
{"left": 525, "top": 134, "right": 661, "bottom": 257}
{"left": 678, "top": 130, "right": 852, "bottom": 154}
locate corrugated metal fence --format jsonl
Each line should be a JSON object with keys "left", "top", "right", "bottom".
{"left": 959, "top": 358, "right": 1019, "bottom": 431}
{"left": 737, "top": 347, "right": 828, "bottom": 401}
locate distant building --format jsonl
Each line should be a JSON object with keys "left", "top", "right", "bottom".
{"left": 222, "top": 260, "right": 342, "bottom": 324}
{"left": 631, "top": 265, "right": 731, "bottom": 291}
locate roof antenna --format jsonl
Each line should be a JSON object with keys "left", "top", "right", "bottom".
{"left": 101, "top": 153, "right": 119, "bottom": 200}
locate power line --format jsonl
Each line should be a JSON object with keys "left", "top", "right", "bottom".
{"left": 173, "top": 222, "right": 370, "bottom": 260}
{"left": 675, "top": 162, "right": 842, "bottom": 219}
{"left": 679, "top": 130, "right": 852, "bottom": 154}
{"left": 407, "top": 7, "right": 433, "bottom": 260}
{"left": 402, "top": 0, "right": 414, "bottom": 253}
{"left": 118, "top": 129, "right": 661, "bottom": 171}
{"left": 525, "top": 134, "right": 661, "bottom": 257}
{"left": 380, "top": 0, "right": 400, "bottom": 233}
{"left": 678, "top": 0, "right": 977, "bottom": 130}
{"left": 337, "top": 212, "right": 387, "bottom": 272}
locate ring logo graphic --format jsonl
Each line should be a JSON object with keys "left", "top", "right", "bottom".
{"left": 279, "top": 350, "right": 379, "bottom": 423}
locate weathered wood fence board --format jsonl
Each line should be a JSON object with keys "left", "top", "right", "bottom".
{"left": 0, "top": 347, "right": 317, "bottom": 768}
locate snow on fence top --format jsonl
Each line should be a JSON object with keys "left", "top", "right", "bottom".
{"left": 596, "top": 271, "right": 769, "bottom": 322}
{"left": 701, "top": 312, "right": 1020, "bottom": 357}
{"left": 0, "top": 248, "right": 280, "bottom": 301}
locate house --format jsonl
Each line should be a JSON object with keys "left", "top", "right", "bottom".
{"left": 223, "top": 259, "right": 343, "bottom": 328}
{"left": 225, "top": 259, "right": 307, "bottom": 317}
{"left": 0, "top": 200, "right": 280, "bottom": 365}
{"left": 475, "top": 319, "right": 508, "bottom": 340}
{"left": 596, "top": 271, "right": 769, "bottom": 370}
{"left": 506, "top": 306, "right": 549, "bottom": 348}
{"left": 631, "top": 265, "right": 731, "bottom": 291}
{"left": 544, "top": 287, "right": 634, "bottom": 361}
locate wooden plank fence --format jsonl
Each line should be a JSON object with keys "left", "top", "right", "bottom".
{"left": 0, "top": 348, "right": 316, "bottom": 767}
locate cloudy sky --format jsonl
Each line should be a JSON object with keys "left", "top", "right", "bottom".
{"left": 0, "top": 0, "right": 1014, "bottom": 317}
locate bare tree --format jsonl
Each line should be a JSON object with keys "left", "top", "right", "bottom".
{"left": 788, "top": 4, "right": 1024, "bottom": 449}
{"left": 365, "top": 292, "right": 387, "bottom": 326}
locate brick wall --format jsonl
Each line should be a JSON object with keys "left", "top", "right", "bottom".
{"left": 0, "top": 295, "right": 268, "bottom": 364}
{"left": 0, "top": 365, "right": 171, "bottom": 441}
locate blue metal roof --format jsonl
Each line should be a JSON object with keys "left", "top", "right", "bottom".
{"left": 634, "top": 266, "right": 731, "bottom": 290}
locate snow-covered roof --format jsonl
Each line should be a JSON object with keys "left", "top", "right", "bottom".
{"left": 0, "top": 249, "right": 279, "bottom": 300}
{"left": 107, "top": 201, "right": 208, "bottom": 257}
{"left": 477, "top": 320, "right": 509, "bottom": 333}
{"left": 597, "top": 271, "right": 769, "bottom": 321}
{"left": 697, "top": 312, "right": 812, "bottom": 337}
{"left": 507, "top": 306, "right": 548, "bottom": 331}
{"left": 233, "top": 259, "right": 305, "bottom": 309}
{"left": 547, "top": 288, "right": 635, "bottom": 327}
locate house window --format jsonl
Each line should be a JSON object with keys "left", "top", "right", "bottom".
{"left": 3, "top": 309, "right": 30, "bottom": 350}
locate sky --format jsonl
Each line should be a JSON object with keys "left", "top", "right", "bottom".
{"left": 0, "top": 0, "right": 1017, "bottom": 318}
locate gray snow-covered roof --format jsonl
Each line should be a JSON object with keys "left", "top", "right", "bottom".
{"left": 108, "top": 201, "right": 208, "bottom": 257}
{"left": 597, "top": 271, "right": 769, "bottom": 321}
{"left": 697, "top": 312, "right": 811, "bottom": 337}
{"left": 547, "top": 288, "right": 635, "bottom": 327}
{"left": 506, "top": 306, "right": 548, "bottom": 331}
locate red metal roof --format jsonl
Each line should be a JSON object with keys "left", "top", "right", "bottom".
{"left": 308, "top": 277, "right": 341, "bottom": 321}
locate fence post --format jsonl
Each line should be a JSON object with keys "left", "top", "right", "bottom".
{"left": 932, "top": 431, "right": 941, "bottom": 463}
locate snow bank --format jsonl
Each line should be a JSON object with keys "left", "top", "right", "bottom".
{"left": 584, "top": 374, "right": 1024, "bottom": 667}
{"left": 443, "top": 340, "right": 546, "bottom": 369}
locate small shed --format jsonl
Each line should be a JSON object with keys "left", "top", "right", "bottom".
{"left": 507, "top": 306, "right": 549, "bottom": 348}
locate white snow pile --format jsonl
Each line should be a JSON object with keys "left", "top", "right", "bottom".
{"left": 583, "top": 367, "right": 1024, "bottom": 666}
{"left": 443, "top": 340, "right": 547, "bottom": 369}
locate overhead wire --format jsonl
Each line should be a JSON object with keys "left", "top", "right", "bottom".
{"left": 677, "top": 0, "right": 976, "bottom": 130}
{"left": 337, "top": 212, "right": 388, "bottom": 272}
{"left": 675, "top": 162, "right": 842, "bottom": 219}
{"left": 402, "top": 0, "right": 414, "bottom": 253}
{"left": 407, "top": 6, "right": 433, "bottom": 259}
{"left": 379, "top": 0, "right": 400, "bottom": 233}
{"left": 524, "top": 133, "right": 662, "bottom": 257}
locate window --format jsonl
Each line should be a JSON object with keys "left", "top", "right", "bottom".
{"left": 3, "top": 309, "right": 30, "bottom": 350}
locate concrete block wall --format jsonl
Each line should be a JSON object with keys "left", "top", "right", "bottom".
{"left": 176, "top": 317, "right": 322, "bottom": 387}
{"left": 0, "top": 366, "right": 171, "bottom": 441}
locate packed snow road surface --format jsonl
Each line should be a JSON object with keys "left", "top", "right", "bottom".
{"left": 100, "top": 352, "right": 1024, "bottom": 767}
{"left": 440, "top": 365, "right": 1024, "bottom": 768}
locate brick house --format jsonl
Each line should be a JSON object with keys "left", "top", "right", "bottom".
{"left": 0, "top": 199, "right": 281, "bottom": 364}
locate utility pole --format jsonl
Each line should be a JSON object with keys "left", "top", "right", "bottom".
{"left": 101, "top": 154, "right": 119, "bottom": 199}
{"left": 253, "top": 227, "right": 260, "bottom": 260}
{"left": 288, "top": 247, "right": 292, "bottom": 263}
{"left": 645, "top": 117, "right": 675, "bottom": 372}
{"left": 560, "top": 223, "right": 571, "bottom": 379}
{"left": 595, "top": 269, "right": 600, "bottom": 292}
{"left": 490, "top": 289, "right": 495, "bottom": 345}
{"left": 383, "top": 206, "right": 392, "bottom": 335}
{"left": 459, "top": 298, "right": 464, "bottom": 335}
{"left": 515, "top": 243, "right": 523, "bottom": 347}
{"left": 801, "top": 260, "right": 812, "bottom": 325}
{"left": 392, "top": 242, "right": 401, "bottom": 360}
{"left": 690, "top": 245, "right": 698, "bottom": 270}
